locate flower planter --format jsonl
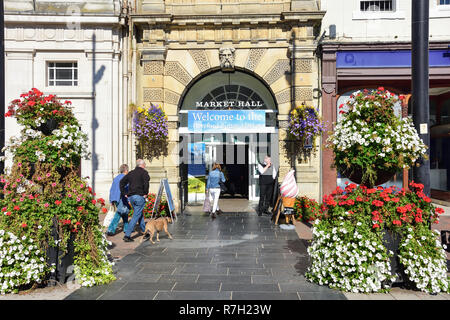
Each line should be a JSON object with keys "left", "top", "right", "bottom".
{"left": 27, "top": 163, "right": 36, "bottom": 180}
{"left": 381, "top": 229, "right": 407, "bottom": 287}
{"left": 46, "top": 217, "right": 75, "bottom": 285}
{"left": 37, "top": 119, "right": 58, "bottom": 135}
{"left": 338, "top": 165, "right": 396, "bottom": 187}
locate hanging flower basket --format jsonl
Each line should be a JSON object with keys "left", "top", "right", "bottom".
{"left": 286, "top": 105, "right": 326, "bottom": 162}
{"left": 328, "top": 88, "right": 427, "bottom": 187}
{"left": 337, "top": 164, "right": 397, "bottom": 188}
{"left": 131, "top": 104, "right": 169, "bottom": 161}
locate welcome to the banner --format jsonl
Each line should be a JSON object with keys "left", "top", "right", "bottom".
{"left": 187, "top": 110, "right": 266, "bottom": 133}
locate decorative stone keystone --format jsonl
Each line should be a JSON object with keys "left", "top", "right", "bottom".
{"left": 219, "top": 47, "right": 236, "bottom": 72}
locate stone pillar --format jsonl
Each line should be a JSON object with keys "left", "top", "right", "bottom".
{"left": 321, "top": 45, "right": 338, "bottom": 198}
{"left": 284, "top": 26, "right": 322, "bottom": 201}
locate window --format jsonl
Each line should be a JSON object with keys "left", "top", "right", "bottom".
{"left": 198, "top": 85, "right": 266, "bottom": 110}
{"left": 360, "top": 1, "right": 394, "bottom": 11}
{"left": 439, "top": 0, "right": 450, "bottom": 5}
{"left": 48, "top": 62, "right": 78, "bottom": 86}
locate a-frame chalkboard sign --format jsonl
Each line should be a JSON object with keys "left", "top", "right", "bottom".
{"left": 151, "top": 178, "right": 177, "bottom": 221}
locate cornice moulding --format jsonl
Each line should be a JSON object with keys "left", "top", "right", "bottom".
{"left": 5, "top": 14, "right": 120, "bottom": 25}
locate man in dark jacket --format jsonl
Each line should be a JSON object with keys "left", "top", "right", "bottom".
{"left": 257, "top": 155, "right": 278, "bottom": 216}
{"left": 120, "top": 159, "right": 150, "bottom": 242}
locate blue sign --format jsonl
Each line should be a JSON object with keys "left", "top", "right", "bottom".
{"left": 188, "top": 110, "right": 266, "bottom": 133}
{"left": 337, "top": 50, "right": 450, "bottom": 68}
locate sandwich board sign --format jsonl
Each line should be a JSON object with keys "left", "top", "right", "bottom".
{"left": 151, "top": 178, "right": 176, "bottom": 221}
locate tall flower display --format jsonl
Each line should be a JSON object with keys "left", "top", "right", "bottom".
{"left": 306, "top": 183, "right": 449, "bottom": 294}
{"left": 328, "top": 88, "right": 427, "bottom": 187}
{"left": 0, "top": 89, "right": 115, "bottom": 294}
{"left": 287, "top": 105, "right": 326, "bottom": 161}
{"left": 132, "top": 104, "right": 169, "bottom": 161}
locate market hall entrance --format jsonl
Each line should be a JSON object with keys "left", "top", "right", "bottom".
{"left": 178, "top": 70, "right": 278, "bottom": 211}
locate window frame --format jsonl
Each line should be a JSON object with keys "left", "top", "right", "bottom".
{"left": 359, "top": 0, "right": 395, "bottom": 12}
{"left": 47, "top": 61, "right": 79, "bottom": 87}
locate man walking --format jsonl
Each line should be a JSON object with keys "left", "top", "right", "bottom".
{"left": 120, "top": 159, "right": 150, "bottom": 242}
{"left": 257, "top": 155, "right": 277, "bottom": 216}
{"left": 107, "top": 164, "right": 130, "bottom": 236}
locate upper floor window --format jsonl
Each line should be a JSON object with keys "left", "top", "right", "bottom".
{"left": 360, "top": 1, "right": 394, "bottom": 11}
{"left": 48, "top": 62, "right": 78, "bottom": 86}
{"left": 439, "top": 0, "right": 450, "bottom": 5}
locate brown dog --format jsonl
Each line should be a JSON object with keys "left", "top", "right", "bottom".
{"left": 140, "top": 216, "right": 173, "bottom": 244}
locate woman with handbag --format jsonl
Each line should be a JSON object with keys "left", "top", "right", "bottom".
{"left": 206, "top": 163, "right": 226, "bottom": 219}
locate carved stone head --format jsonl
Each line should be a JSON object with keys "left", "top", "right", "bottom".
{"left": 219, "top": 47, "right": 236, "bottom": 71}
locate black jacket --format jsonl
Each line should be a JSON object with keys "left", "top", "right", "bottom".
{"left": 119, "top": 166, "right": 150, "bottom": 197}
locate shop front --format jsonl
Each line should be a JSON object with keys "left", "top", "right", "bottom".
{"left": 177, "top": 70, "right": 279, "bottom": 205}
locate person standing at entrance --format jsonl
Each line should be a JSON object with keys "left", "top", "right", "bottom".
{"left": 257, "top": 155, "right": 277, "bottom": 216}
{"left": 120, "top": 159, "right": 150, "bottom": 242}
{"left": 107, "top": 164, "right": 130, "bottom": 236}
{"left": 206, "top": 163, "right": 226, "bottom": 219}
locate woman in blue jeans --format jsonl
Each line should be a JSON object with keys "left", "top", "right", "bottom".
{"left": 206, "top": 163, "right": 226, "bottom": 219}
{"left": 107, "top": 164, "right": 130, "bottom": 236}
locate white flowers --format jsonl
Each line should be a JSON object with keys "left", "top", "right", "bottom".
{"left": 306, "top": 221, "right": 396, "bottom": 293}
{"left": 329, "top": 90, "right": 427, "bottom": 172}
{"left": 0, "top": 230, "right": 49, "bottom": 295}
{"left": 48, "top": 125, "right": 91, "bottom": 161}
{"left": 398, "top": 229, "right": 449, "bottom": 294}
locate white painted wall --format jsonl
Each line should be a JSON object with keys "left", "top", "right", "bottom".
{"left": 4, "top": 15, "right": 124, "bottom": 201}
{"left": 321, "top": 0, "right": 450, "bottom": 42}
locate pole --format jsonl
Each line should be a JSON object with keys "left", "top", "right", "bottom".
{"left": 411, "top": 0, "right": 430, "bottom": 196}
{"left": 0, "top": 0, "right": 5, "bottom": 175}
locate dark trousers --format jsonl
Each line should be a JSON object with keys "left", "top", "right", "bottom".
{"left": 258, "top": 183, "right": 273, "bottom": 214}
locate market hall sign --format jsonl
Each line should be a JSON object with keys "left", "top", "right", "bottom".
{"left": 195, "top": 100, "right": 264, "bottom": 108}
{"left": 187, "top": 110, "right": 266, "bottom": 133}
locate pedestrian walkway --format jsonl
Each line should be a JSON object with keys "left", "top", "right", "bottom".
{"left": 65, "top": 210, "right": 346, "bottom": 300}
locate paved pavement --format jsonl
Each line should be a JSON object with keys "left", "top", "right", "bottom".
{"left": 1, "top": 199, "right": 448, "bottom": 300}
{"left": 65, "top": 209, "right": 346, "bottom": 300}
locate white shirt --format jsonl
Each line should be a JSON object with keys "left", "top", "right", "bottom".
{"left": 258, "top": 162, "right": 277, "bottom": 179}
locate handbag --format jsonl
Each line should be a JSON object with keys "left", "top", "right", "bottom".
{"left": 219, "top": 181, "right": 227, "bottom": 193}
{"left": 203, "top": 192, "right": 212, "bottom": 213}
{"left": 102, "top": 206, "right": 116, "bottom": 228}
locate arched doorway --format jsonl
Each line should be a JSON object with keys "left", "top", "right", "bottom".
{"left": 178, "top": 70, "right": 278, "bottom": 207}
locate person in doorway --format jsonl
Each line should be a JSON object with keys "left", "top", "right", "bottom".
{"left": 107, "top": 164, "right": 130, "bottom": 236}
{"left": 120, "top": 159, "right": 150, "bottom": 242}
{"left": 206, "top": 163, "right": 226, "bottom": 219}
{"left": 257, "top": 155, "right": 278, "bottom": 216}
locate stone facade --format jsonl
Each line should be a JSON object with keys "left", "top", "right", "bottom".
{"left": 130, "top": 0, "right": 325, "bottom": 209}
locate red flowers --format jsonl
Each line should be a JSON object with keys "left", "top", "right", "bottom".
{"left": 392, "top": 220, "right": 402, "bottom": 226}
{"left": 13, "top": 205, "right": 20, "bottom": 211}
{"left": 77, "top": 206, "right": 83, "bottom": 212}
{"left": 378, "top": 87, "right": 385, "bottom": 91}
{"left": 435, "top": 207, "right": 444, "bottom": 215}
{"left": 5, "top": 212, "right": 11, "bottom": 216}
{"left": 101, "top": 207, "right": 108, "bottom": 213}
{"left": 372, "top": 200, "right": 384, "bottom": 207}
{"left": 21, "top": 223, "right": 27, "bottom": 228}
{"left": 55, "top": 200, "right": 62, "bottom": 205}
